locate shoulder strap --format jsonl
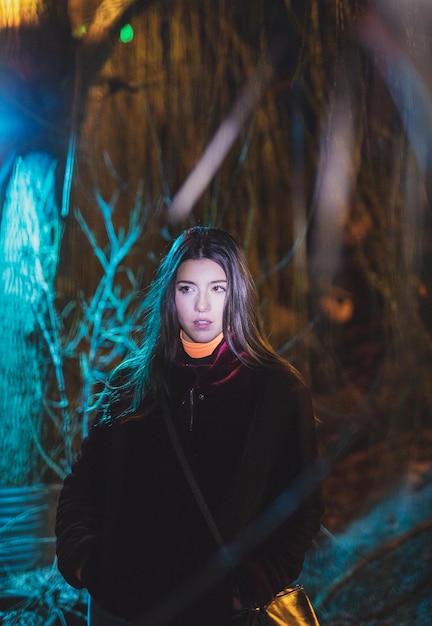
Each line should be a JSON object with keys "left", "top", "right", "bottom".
{"left": 160, "top": 394, "right": 225, "bottom": 549}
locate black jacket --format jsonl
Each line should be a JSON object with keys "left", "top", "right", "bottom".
{"left": 55, "top": 341, "right": 323, "bottom": 624}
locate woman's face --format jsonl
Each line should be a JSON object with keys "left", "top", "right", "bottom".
{"left": 175, "top": 258, "right": 227, "bottom": 343}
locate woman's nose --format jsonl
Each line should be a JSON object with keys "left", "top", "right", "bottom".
{"left": 195, "top": 293, "right": 209, "bottom": 312}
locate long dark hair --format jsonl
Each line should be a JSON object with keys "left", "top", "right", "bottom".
{"left": 102, "top": 227, "right": 299, "bottom": 419}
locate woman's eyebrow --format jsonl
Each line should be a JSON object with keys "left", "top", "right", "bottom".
{"left": 175, "top": 279, "right": 227, "bottom": 284}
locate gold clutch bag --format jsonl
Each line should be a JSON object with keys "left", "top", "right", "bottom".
{"left": 259, "top": 585, "right": 320, "bottom": 626}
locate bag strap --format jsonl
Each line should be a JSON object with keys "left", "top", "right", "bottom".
{"left": 160, "top": 394, "right": 225, "bottom": 549}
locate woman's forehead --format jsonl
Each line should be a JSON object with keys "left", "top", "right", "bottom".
{"left": 176, "top": 258, "right": 226, "bottom": 281}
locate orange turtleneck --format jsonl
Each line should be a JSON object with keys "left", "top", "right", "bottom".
{"left": 180, "top": 330, "right": 224, "bottom": 359}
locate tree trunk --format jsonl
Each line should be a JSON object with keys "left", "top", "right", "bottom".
{"left": 0, "top": 153, "right": 58, "bottom": 486}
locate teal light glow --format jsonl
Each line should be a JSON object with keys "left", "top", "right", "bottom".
{"left": 0, "top": 153, "right": 59, "bottom": 487}
{"left": 0, "top": 73, "right": 26, "bottom": 141}
{"left": 120, "top": 24, "right": 134, "bottom": 43}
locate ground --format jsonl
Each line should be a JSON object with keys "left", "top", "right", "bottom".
{"left": 299, "top": 426, "right": 432, "bottom": 625}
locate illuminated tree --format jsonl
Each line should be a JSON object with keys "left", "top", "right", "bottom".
{"left": 0, "top": 0, "right": 143, "bottom": 485}
{"left": 0, "top": 154, "right": 59, "bottom": 485}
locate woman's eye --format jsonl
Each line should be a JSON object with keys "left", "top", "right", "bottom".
{"left": 178, "top": 285, "right": 192, "bottom": 293}
{"left": 213, "top": 285, "right": 226, "bottom": 292}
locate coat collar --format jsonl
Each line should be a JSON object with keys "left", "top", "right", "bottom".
{"left": 171, "top": 339, "right": 245, "bottom": 389}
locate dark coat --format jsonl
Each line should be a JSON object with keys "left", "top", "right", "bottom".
{"left": 55, "top": 341, "right": 323, "bottom": 625}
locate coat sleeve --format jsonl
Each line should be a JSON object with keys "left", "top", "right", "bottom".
{"left": 236, "top": 370, "right": 324, "bottom": 606}
{"left": 55, "top": 421, "right": 108, "bottom": 589}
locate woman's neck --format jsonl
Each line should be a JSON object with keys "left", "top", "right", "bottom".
{"left": 180, "top": 330, "right": 224, "bottom": 358}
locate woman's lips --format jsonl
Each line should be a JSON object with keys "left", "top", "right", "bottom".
{"left": 193, "top": 319, "right": 212, "bottom": 329}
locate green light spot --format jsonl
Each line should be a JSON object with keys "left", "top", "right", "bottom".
{"left": 73, "top": 24, "right": 87, "bottom": 39}
{"left": 120, "top": 24, "right": 134, "bottom": 44}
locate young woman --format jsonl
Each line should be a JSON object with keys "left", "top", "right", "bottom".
{"left": 55, "top": 226, "right": 323, "bottom": 626}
